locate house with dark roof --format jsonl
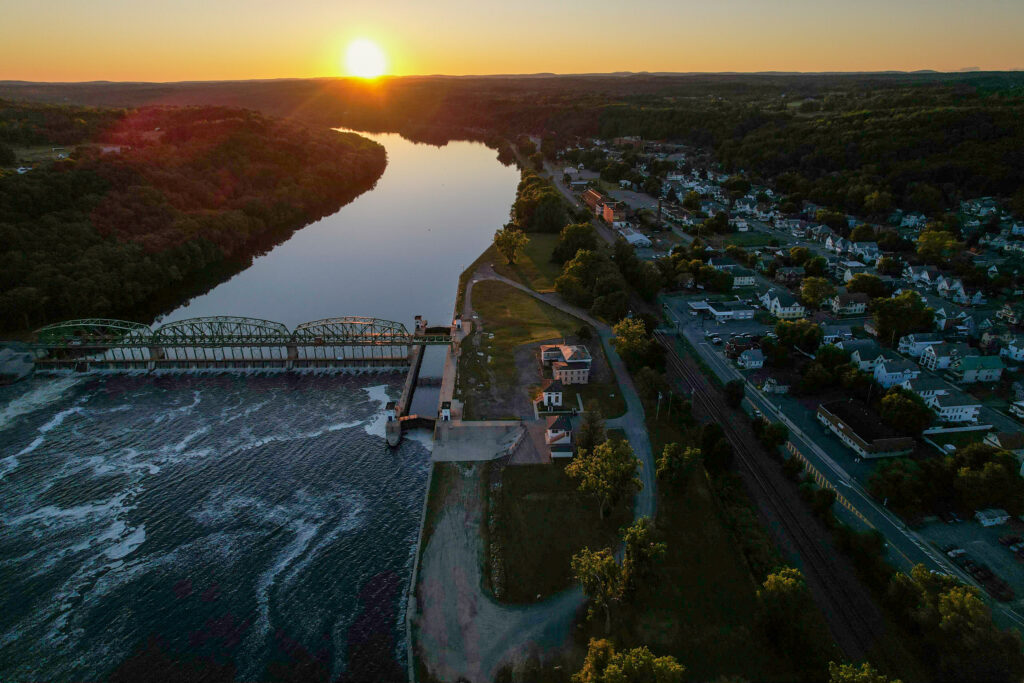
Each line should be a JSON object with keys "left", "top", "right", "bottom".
{"left": 539, "top": 378, "right": 564, "bottom": 408}
{"left": 830, "top": 292, "right": 869, "bottom": 316}
{"left": 838, "top": 339, "right": 884, "bottom": 371}
{"left": 925, "top": 389, "right": 981, "bottom": 423}
{"left": 545, "top": 414, "right": 574, "bottom": 458}
{"left": 874, "top": 357, "right": 921, "bottom": 388}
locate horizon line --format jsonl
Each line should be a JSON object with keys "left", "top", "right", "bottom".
{"left": 2, "top": 68, "right": 1024, "bottom": 86}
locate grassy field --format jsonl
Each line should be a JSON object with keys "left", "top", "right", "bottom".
{"left": 924, "top": 428, "right": 991, "bottom": 453}
{"left": 492, "top": 233, "right": 563, "bottom": 292}
{"left": 564, "top": 381, "right": 627, "bottom": 419}
{"left": 469, "top": 279, "right": 585, "bottom": 385}
{"left": 725, "top": 232, "right": 777, "bottom": 247}
{"left": 489, "top": 462, "right": 633, "bottom": 603}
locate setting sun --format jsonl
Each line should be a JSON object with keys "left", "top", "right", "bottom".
{"left": 345, "top": 39, "right": 386, "bottom": 79}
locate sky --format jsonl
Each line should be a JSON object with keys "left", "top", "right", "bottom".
{"left": 2, "top": 0, "right": 1023, "bottom": 81}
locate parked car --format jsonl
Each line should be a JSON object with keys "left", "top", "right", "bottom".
{"left": 711, "top": 337, "right": 723, "bottom": 345}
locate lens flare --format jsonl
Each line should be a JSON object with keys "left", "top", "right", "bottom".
{"left": 345, "top": 39, "right": 386, "bottom": 79}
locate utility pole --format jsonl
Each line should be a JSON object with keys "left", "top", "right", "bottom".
{"left": 656, "top": 391, "right": 663, "bottom": 419}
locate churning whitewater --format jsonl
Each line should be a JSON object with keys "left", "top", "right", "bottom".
{"left": 0, "top": 373, "right": 430, "bottom": 681}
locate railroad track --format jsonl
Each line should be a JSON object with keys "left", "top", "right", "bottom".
{"left": 655, "top": 331, "right": 889, "bottom": 664}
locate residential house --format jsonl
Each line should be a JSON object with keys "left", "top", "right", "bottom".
{"left": 539, "top": 379, "right": 564, "bottom": 408}
{"left": 775, "top": 266, "right": 805, "bottom": 285}
{"left": 708, "top": 257, "right": 740, "bottom": 271}
{"left": 816, "top": 401, "right": 915, "bottom": 458}
{"left": 731, "top": 267, "right": 756, "bottom": 288}
{"left": 874, "top": 357, "right": 921, "bottom": 388}
{"left": 838, "top": 339, "right": 884, "bottom": 371}
{"left": 901, "top": 376, "right": 949, "bottom": 402}
{"left": 950, "top": 355, "right": 1004, "bottom": 384}
{"left": 919, "top": 342, "right": 975, "bottom": 371}
{"left": 903, "top": 265, "right": 941, "bottom": 288}
{"left": 831, "top": 292, "right": 869, "bottom": 316}
{"left": 996, "top": 303, "right": 1024, "bottom": 326}
{"left": 545, "top": 414, "right": 574, "bottom": 458}
{"left": 821, "top": 325, "right": 853, "bottom": 345}
{"left": 926, "top": 389, "right": 982, "bottom": 423}
{"left": 851, "top": 242, "right": 880, "bottom": 262}
{"left": 898, "top": 332, "right": 945, "bottom": 357}
{"left": 840, "top": 262, "right": 870, "bottom": 283}
{"left": 541, "top": 344, "right": 592, "bottom": 385}
{"left": 760, "top": 289, "right": 806, "bottom": 319}
{"left": 901, "top": 212, "right": 927, "bottom": 229}
{"left": 985, "top": 432, "right": 1024, "bottom": 459}
{"left": 738, "top": 348, "right": 765, "bottom": 369}
{"left": 1000, "top": 336, "right": 1024, "bottom": 362}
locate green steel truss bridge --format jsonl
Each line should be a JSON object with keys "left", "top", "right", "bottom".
{"left": 31, "top": 316, "right": 451, "bottom": 370}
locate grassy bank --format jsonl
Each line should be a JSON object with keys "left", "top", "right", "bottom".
{"left": 491, "top": 233, "right": 562, "bottom": 293}
{"left": 487, "top": 462, "right": 632, "bottom": 603}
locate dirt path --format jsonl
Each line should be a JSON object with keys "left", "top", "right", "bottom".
{"left": 413, "top": 464, "right": 582, "bottom": 682}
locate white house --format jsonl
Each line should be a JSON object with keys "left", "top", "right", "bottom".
{"left": 760, "top": 289, "right": 805, "bottom": 319}
{"left": 951, "top": 355, "right": 1004, "bottom": 384}
{"left": 731, "top": 268, "right": 756, "bottom": 288}
{"left": 839, "top": 339, "right": 884, "bottom": 371}
{"left": 999, "top": 336, "right": 1024, "bottom": 362}
{"left": 545, "top": 414, "right": 574, "bottom": 458}
{"left": 539, "top": 378, "right": 564, "bottom": 408}
{"left": 738, "top": 348, "right": 765, "bottom": 369}
{"left": 901, "top": 376, "right": 948, "bottom": 401}
{"left": 874, "top": 357, "right": 921, "bottom": 388}
{"left": 820, "top": 325, "right": 853, "bottom": 345}
{"left": 831, "top": 292, "right": 869, "bottom": 316}
{"left": 919, "top": 342, "right": 974, "bottom": 371}
{"left": 898, "top": 332, "right": 945, "bottom": 358}
{"left": 925, "top": 389, "right": 981, "bottom": 423}
{"left": 706, "top": 300, "right": 756, "bottom": 321}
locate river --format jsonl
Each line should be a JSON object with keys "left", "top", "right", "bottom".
{"left": 0, "top": 132, "right": 519, "bottom": 682}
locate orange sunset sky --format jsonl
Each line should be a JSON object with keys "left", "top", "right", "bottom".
{"left": 2, "top": 0, "right": 1023, "bottom": 81}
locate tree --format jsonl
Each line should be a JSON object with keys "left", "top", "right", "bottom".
{"left": 800, "top": 276, "right": 836, "bottom": 308}
{"left": 879, "top": 388, "right": 933, "bottom": 436}
{"left": 848, "top": 224, "right": 877, "bottom": 242}
{"left": 757, "top": 567, "right": 824, "bottom": 664}
{"left": 657, "top": 442, "right": 701, "bottom": 487}
{"left": 828, "top": 661, "right": 899, "bottom": 683}
{"left": 682, "top": 191, "right": 700, "bottom": 211}
{"left": 573, "top": 639, "right": 685, "bottom": 683}
{"left": 724, "top": 379, "right": 745, "bottom": 409}
{"left": 870, "top": 292, "right": 934, "bottom": 346}
{"left": 847, "top": 273, "right": 888, "bottom": 299}
{"left": 553, "top": 222, "right": 599, "bottom": 264}
{"left": 622, "top": 517, "right": 667, "bottom": 594}
{"left": 571, "top": 549, "right": 623, "bottom": 633}
{"left": 493, "top": 225, "right": 529, "bottom": 264}
{"left": 775, "top": 318, "right": 823, "bottom": 352}
{"left": 759, "top": 422, "right": 789, "bottom": 451}
{"left": 876, "top": 256, "right": 903, "bottom": 276}
{"left": 611, "top": 317, "right": 651, "bottom": 370}
{"left": 804, "top": 255, "right": 828, "bottom": 277}
{"left": 0, "top": 143, "right": 15, "bottom": 166}
{"left": 566, "top": 438, "right": 642, "bottom": 518}
{"left": 577, "top": 401, "right": 607, "bottom": 453}
{"left": 869, "top": 458, "right": 928, "bottom": 515}
{"left": 789, "top": 246, "right": 810, "bottom": 265}
{"left": 916, "top": 230, "right": 962, "bottom": 264}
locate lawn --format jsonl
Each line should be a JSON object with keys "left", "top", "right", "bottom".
{"left": 468, "top": 279, "right": 586, "bottom": 387}
{"left": 488, "top": 462, "right": 633, "bottom": 603}
{"left": 492, "top": 233, "right": 563, "bottom": 292}
{"left": 725, "top": 232, "right": 776, "bottom": 247}
{"left": 564, "top": 382, "right": 627, "bottom": 419}
{"left": 925, "top": 428, "right": 991, "bottom": 453}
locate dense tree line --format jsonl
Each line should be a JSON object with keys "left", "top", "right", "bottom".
{"left": 0, "top": 103, "right": 386, "bottom": 332}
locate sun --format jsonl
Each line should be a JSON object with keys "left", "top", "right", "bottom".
{"left": 345, "top": 39, "right": 387, "bottom": 79}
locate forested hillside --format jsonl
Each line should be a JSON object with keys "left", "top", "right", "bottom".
{"left": 3, "top": 73, "right": 1021, "bottom": 215}
{"left": 0, "top": 102, "right": 386, "bottom": 332}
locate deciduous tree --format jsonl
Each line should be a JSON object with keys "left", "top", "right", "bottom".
{"left": 571, "top": 549, "right": 623, "bottom": 633}
{"left": 566, "top": 438, "right": 642, "bottom": 518}
{"left": 573, "top": 638, "right": 685, "bottom": 683}
{"left": 493, "top": 225, "right": 529, "bottom": 264}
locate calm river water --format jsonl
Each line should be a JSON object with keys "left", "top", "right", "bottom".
{"left": 0, "top": 132, "right": 518, "bottom": 682}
